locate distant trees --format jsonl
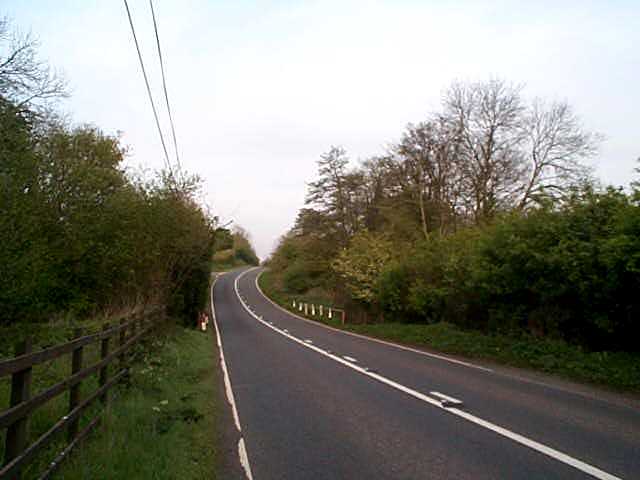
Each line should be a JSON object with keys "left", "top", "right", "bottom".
{"left": 267, "top": 79, "right": 640, "bottom": 352}
{"left": 211, "top": 226, "right": 259, "bottom": 269}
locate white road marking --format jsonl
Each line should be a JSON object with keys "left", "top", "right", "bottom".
{"left": 342, "top": 356, "right": 358, "bottom": 363}
{"left": 430, "top": 391, "right": 464, "bottom": 407}
{"left": 211, "top": 274, "right": 254, "bottom": 480}
{"left": 238, "top": 438, "right": 254, "bottom": 480}
{"left": 235, "top": 268, "right": 622, "bottom": 480}
{"left": 304, "top": 339, "right": 314, "bottom": 344}
{"left": 253, "top": 270, "right": 493, "bottom": 373}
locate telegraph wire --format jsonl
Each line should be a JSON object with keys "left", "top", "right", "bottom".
{"left": 149, "top": 0, "right": 183, "bottom": 180}
{"left": 123, "top": 0, "right": 176, "bottom": 184}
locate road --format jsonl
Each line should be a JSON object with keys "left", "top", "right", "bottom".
{"left": 211, "top": 267, "right": 640, "bottom": 480}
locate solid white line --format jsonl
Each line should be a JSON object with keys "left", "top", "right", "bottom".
{"left": 238, "top": 438, "right": 254, "bottom": 480}
{"left": 342, "top": 356, "right": 358, "bottom": 363}
{"left": 253, "top": 269, "right": 493, "bottom": 373}
{"left": 430, "top": 391, "right": 463, "bottom": 405}
{"left": 235, "top": 269, "right": 622, "bottom": 480}
{"left": 448, "top": 407, "right": 620, "bottom": 480}
{"left": 211, "top": 274, "right": 255, "bottom": 480}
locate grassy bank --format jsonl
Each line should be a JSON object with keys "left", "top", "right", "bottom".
{"left": 0, "top": 323, "right": 218, "bottom": 479}
{"left": 57, "top": 325, "right": 218, "bottom": 479}
{"left": 259, "top": 269, "right": 640, "bottom": 393}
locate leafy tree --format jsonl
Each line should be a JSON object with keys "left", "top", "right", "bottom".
{"left": 332, "top": 231, "right": 393, "bottom": 304}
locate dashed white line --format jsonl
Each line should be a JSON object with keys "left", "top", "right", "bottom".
{"left": 235, "top": 268, "right": 622, "bottom": 480}
{"left": 342, "top": 356, "right": 358, "bottom": 363}
{"left": 430, "top": 391, "right": 464, "bottom": 407}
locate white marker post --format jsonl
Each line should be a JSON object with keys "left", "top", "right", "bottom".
{"left": 311, "top": 304, "right": 316, "bottom": 316}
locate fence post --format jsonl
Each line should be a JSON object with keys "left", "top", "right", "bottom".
{"left": 328, "top": 308, "right": 332, "bottom": 319}
{"left": 341, "top": 310, "right": 346, "bottom": 325}
{"left": 131, "top": 315, "right": 139, "bottom": 352}
{"left": 99, "top": 323, "right": 110, "bottom": 407}
{"left": 304, "top": 303, "right": 308, "bottom": 315}
{"left": 319, "top": 305, "right": 323, "bottom": 317}
{"left": 311, "top": 304, "right": 315, "bottom": 316}
{"left": 4, "top": 338, "right": 33, "bottom": 477}
{"left": 68, "top": 328, "right": 84, "bottom": 441}
{"left": 119, "top": 318, "right": 126, "bottom": 366}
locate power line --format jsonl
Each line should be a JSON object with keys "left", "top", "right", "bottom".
{"left": 123, "top": 0, "right": 176, "bottom": 183}
{"left": 149, "top": 0, "right": 183, "bottom": 179}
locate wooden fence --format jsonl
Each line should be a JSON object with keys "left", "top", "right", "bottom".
{"left": 0, "top": 308, "right": 164, "bottom": 479}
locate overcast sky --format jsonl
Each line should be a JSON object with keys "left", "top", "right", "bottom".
{"left": 6, "top": 1, "right": 639, "bottom": 259}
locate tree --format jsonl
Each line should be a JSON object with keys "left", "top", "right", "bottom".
{"left": 0, "top": 17, "right": 67, "bottom": 112}
{"left": 306, "top": 146, "right": 355, "bottom": 244}
{"left": 332, "top": 231, "right": 394, "bottom": 304}
{"left": 442, "top": 79, "right": 598, "bottom": 222}
{"left": 518, "top": 99, "right": 598, "bottom": 208}
{"left": 394, "top": 118, "right": 464, "bottom": 237}
{"left": 444, "top": 79, "right": 526, "bottom": 223}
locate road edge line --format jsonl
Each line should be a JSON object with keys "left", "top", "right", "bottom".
{"left": 211, "top": 273, "right": 254, "bottom": 480}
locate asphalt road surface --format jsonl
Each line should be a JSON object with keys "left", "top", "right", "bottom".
{"left": 211, "top": 267, "right": 640, "bottom": 480}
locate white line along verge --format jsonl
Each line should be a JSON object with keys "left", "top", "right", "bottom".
{"left": 211, "top": 274, "right": 254, "bottom": 480}
{"left": 238, "top": 438, "right": 252, "bottom": 480}
{"left": 253, "top": 269, "right": 493, "bottom": 373}
{"left": 235, "top": 268, "right": 622, "bottom": 480}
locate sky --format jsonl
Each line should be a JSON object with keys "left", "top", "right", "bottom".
{"left": 5, "top": 0, "right": 640, "bottom": 259}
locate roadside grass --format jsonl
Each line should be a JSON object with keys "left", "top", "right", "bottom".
{"left": 57, "top": 324, "right": 218, "bottom": 479}
{"left": 0, "top": 322, "right": 218, "bottom": 479}
{"left": 259, "top": 269, "right": 640, "bottom": 393}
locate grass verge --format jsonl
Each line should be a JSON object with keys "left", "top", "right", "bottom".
{"left": 259, "top": 269, "right": 640, "bottom": 393}
{"left": 56, "top": 324, "right": 218, "bottom": 479}
{"left": 1, "top": 322, "right": 218, "bottom": 479}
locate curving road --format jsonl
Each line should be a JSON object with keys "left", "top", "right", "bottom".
{"left": 211, "top": 267, "right": 640, "bottom": 480}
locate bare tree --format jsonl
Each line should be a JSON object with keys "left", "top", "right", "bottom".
{"left": 518, "top": 99, "right": 598, "bottom": 208}
{"left": 441, "top": 79, "right": 599, "bottom": 222}
{"left": 443, "top": 78, "right": 526, "bottom": 223}
{"left": 0, "top": 17, "right": 67, "bottom": 111}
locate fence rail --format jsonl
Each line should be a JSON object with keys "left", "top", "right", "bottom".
{"left": 0, "top": 307, "right": 164, "bottom": 479}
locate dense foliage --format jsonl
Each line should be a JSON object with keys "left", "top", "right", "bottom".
{"left": 267, "top": 80, "right": 639, "bottom": 352}
{"left": 0, "top": 20, "right": 216, "bottom": 325}
{"left": 211, "top": 226, "right": 260, "bottom": 270}
{"left": 0, "top": 106, "right": 216, "bottom": 324}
